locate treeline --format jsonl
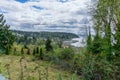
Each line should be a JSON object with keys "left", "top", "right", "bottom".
{"left": 12, "top": 30, "right": 78, "bottom": 40}
{"left": 12, "top": 30, "right": 79, "bottom": 45}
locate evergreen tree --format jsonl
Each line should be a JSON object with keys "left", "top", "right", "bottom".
{"left": 91, "top": 32, "right": 103, "bottom": 54}
{"left": 36, "top": 47, "right": 39, "bottom": 54}
{"left": 5, "top": 47, "right": 9, "bottom": 55}
{"left": 21, "top": 48, "right": 24, "bottom": 54}
{"left": 27, "top": 48, "right": 30, "bottom": 55}
{"left": 45, "top": 38, "right": 53, "bottom": 51}
{"left": 91, "top": 0, "right": 120, "bottom": 59}
{"left": 39, "top": 48, "right": 43, "bottom": 60}
{"left": 87, "top": 26, "right": 92, "bottom": 52}
{"left": 0, "top": 14, "right": 15, "bottom": 53}
{"left": 33, "top": 48, "right": 36, "bottom": 56}
{"left": 91, "top": 0, "right": 115, "bottom": 54}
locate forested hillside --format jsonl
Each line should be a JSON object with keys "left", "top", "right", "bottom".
{"left": 12, "top": 30, "right": 79, "bottom": 40}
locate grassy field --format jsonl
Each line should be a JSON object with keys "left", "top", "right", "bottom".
{"left": 0, "top": 55, "right": 78, "bottom": 80}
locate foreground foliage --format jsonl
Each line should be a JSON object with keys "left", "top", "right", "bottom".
{"left": 0, "top": 14, "right": 15, "bottom": 54}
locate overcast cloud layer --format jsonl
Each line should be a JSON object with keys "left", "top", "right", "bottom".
{"left": 0, "top": 0, "right": 92, "bottom": 35}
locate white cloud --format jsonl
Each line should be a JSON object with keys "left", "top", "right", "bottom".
{"left": 0, "top": 0, "right": 92, "bottom": 34}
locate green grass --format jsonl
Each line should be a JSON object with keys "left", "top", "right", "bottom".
{"left": 0, "top": 54, "right": 79, "bottom": 80}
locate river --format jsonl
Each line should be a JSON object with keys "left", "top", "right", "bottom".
{"left": 63, "top": 38, "right": 86, "bottom": 47}
{"left": 71, "top": 38, "right": 86, "bottom": 47}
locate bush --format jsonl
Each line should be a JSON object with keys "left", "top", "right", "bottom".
{"left": 58, "top": 48, "right": 74, "bottom": 61}
{"left": 80, "top": 53, "right": 117, "bottom": 80}
{"left": 72, "top": 57, "right": 82, "bottom": 75}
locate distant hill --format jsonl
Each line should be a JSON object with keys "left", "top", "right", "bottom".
{"left": 12, "top": 30, "right": 79, "bottom": 41}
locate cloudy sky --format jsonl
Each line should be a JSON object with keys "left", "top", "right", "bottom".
{"left": 0, "top": 0, "right": 92, "bottom": 34}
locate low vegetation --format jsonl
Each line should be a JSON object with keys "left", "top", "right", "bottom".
{"left": 0, "top": 55, "right": 79, "bottom": 80}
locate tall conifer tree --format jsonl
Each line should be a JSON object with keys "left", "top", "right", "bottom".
{"left": 0, "top": 14, "right": 15, "bottom": 54}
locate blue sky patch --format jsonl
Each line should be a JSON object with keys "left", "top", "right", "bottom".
{"left": 32, "top": 5, "right": 44, "bottom": 10}
{"left": 58, "top": 0, "right": 69, "bottom": 3}
{"left": 15, "top": 0, "right": 28, "bottom": 3}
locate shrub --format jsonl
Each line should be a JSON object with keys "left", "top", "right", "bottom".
{"left": 80, "top": 53, "right": 116, "bottom": 80}
{"left": 72, "top": 57, "right": 81, "bottom": 75}
{"left": 58, "top": 48, "right": 74, "bottom": 61}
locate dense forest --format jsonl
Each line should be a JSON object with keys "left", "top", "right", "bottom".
{"left": 12, "top": 30, "right": 78, "bottom": 40}
{"left": 12, "top": 30, "right": 79, "bottom": 44}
